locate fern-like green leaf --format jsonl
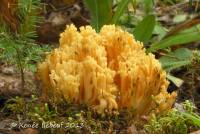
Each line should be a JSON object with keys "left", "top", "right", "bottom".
{"left": 18, "top": 0, "right": 43, "bottom": 38}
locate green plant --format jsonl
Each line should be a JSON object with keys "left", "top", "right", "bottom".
{"left": 192, "top": 50, "right": 200, "bottom": 63}
{"left": 133, "top": 14, "right": 156, "bottom": 43}
{"left": 145, "top": 110, "right": 188, "bottom": 134}
{"left": 182, "top": 100, "right": 200, "bottom": 127}
{"left": 4, "top": 96, "right": 25, "bottom": 115}
{"left": 159, "top": 48, "right": 193, "bottom": 71}
{"left": 148, "top": 24, "right": 200, "bottom": 52}
{"left": 29, "top": 103, "right": 57, "bottom": 121}
{"left": 0, "top": 0, "right": 50, "bottom": 89}
{"left": 132, "top": 14, "right": 200, "bottom": 77}
{"left": 84, "top": 0, "right": 131, "bottom": 32}
{"left": 144, "top": 100, "right": 200, "bottom": 134}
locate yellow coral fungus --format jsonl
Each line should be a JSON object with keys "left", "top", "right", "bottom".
{"left": 37, "top": 24, "right": 177, "bottom": 115}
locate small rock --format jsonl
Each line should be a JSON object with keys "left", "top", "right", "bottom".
{"left": 174, "top": 103, "right": 185, "bottom": 112}
{"left": 0, "top": 66, "right": 16, "bottom": 75}
{"left": 0, "top": 74, "right": 22, "bottom": 96}
{"left": 0, "top": 69, "right": 37, "bottom": 97}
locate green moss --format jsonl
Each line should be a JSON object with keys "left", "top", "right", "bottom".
{"left": 144, "top": 100, "right": 200, "bottom": 134}
{"left": 2, "top": 95, "right": 200, "bottom": 134}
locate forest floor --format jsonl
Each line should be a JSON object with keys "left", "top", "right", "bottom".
{"left": 0, "top": 0, "right": 200, "bottom": 134}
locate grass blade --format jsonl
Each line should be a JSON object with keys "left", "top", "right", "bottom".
{"left": 182, "top": 112, "right": 200, "bottom": 127}
{"left": 84, "top": 0, "right": 112, "bottom": 32}
{"left": 112, "top": 0, "right": 131, "bottom": 24}
{"left": 149, "top": 25, "right": 200, "bottom": 52}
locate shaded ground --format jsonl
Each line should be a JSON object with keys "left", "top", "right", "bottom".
{"left": 0, "top": 0, "right": 200, "bottom": 134}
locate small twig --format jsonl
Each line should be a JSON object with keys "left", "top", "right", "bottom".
{"left": 159, "top": 52, "right": 181, "bottom": 60}
{"left": 15, "top": 48, "right": 25, "bottom": 90}
{"left": 164, "top": 14, "right": 200, "bottom": 38}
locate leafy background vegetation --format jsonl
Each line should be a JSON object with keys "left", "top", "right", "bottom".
{"left": 0, "top": 0, "right": 200, "bottom": 133}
